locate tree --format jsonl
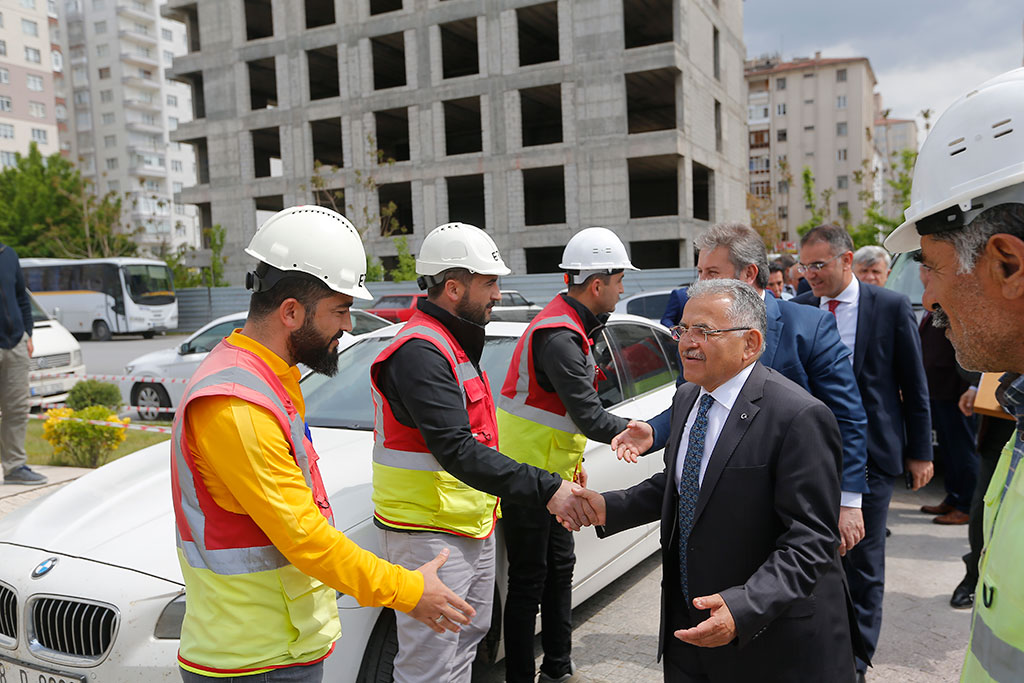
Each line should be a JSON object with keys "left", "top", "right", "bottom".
{"left": 389, "top": 236, "right": 418, "bottom": 282}
{"left": 795, "top": 166, "right": 831, "bottom": 235}
{"left": 161, "top": 224, "right": 230, "bottom": 288}
{"left": 746, "top": 192, "right": 780, "bottom": 248}
{"left": 849, "top": 149, "right": 917, "bottom": 248}
{"left": 0, "top": 143, "right": 136, "bottom": 257}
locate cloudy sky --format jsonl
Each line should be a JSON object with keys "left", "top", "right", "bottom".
{"left": 743, "top": 1, "right": 1023, "bottom": 141}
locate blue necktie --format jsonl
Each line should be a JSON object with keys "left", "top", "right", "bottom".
{"left": 678, "top": 393, "right": 715, "bottom": 602}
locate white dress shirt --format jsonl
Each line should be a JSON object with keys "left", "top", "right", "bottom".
{"left": 820, "top": 276, "right": 859, "bottom": 361}
{"left": 819, "top": 276, "right": 863, "bottom": 509}
{"left": 674, "top": 362, "right": 757, "bottom": 490}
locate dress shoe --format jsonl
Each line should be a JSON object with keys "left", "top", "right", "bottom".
{"left": 933, "top": 509, "right": 970, "bottom": 525}
{"left": 920, "top": 501, "right": 955, "bottom": 515}
{"left": 951, "top": 576, "right": 975, "bottom": 609}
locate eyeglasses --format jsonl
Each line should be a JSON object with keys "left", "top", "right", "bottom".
{"left": 796, "top": 253, "right": 841, "bottom": 274}
{"left": 670, "top": 324, "right": 753, "bottom": 343}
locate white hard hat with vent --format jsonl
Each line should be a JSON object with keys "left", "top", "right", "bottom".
{"left": 559, "top": 227, "right": 639, "bottom": 284}
{"left": 885, "top": 67, "right": 1024, "bottom": 253}
{"left": 245, "top": 205, "right": 373, "bottom": 300}
{"left": 415, "top": 222, "right": 511, "bottom": 289}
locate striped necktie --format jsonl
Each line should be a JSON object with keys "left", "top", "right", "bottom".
{"left": 678, "top": 393, "right": 715, "bottom": 602}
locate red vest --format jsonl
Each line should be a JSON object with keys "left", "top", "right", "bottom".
{"left": 370, "top": 310, "right": 500, "bottom": 538}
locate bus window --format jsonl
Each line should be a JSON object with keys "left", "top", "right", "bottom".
{"left": 123, "top": 264, "right": 175, "bottom": 305}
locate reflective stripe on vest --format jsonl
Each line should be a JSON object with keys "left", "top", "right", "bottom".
{"left": 170, "top": 339, "right": 339, "bottom": 673}
{"left": 371, "top": 311, "right": 499, "bottom": 538}
{"left": 497, "top": 298, "right": 594, "bottom": 479}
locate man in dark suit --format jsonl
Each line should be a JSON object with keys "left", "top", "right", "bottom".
{"left": 661, "top": 286, "right": 689, "bottom": 328}
{"left": 575, "top": 278, "right": 859, "bottom": 682}
{"left": 792, "top": 224, "right": 932, "bottom": 680}
{"left": 617, "top": 223, "right": 869, "bottom": 557}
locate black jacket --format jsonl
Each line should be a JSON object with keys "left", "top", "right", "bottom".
{"left": 0, "top": 244, "right": 33, "bottom": 349}
{"left": 376, "top": 299, "right": 563, "bottom": 518}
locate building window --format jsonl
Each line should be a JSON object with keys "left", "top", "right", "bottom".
{"left": 101, "top": 112, "right": 114, "bottom": 124}
{"left": 163, "top": 50, "right": 173, "bottom": 63}
{"left": 96, "top": 44, "right": 108, "bottom": 56}
{"left": 778, "top": 180, "right": 788, "bottom": 194}
{"left": 27, "top": 75, "right": 43, "bottom": 91}
{"left": 28, "top": 101, "right": 45, "bottom": 117}
{"left": 171, "top": 159, "right": 183, "bottom": 172}
{"left": 108, "top": 180, "right": 119, "bottom": 192}
{"left": 168, "top": 116, "right": 178, "bottom": 128}
{"left": 51, "top": 50, "right": 62, "bottom": 71}
{"left": 0, "top": 68, "right": 7, "bottom": 84}
{"left": 836, "top": 95, "right": 847, "bottom": 109}
{"left": 803, "top": 72, "right": 814, "bottom": 78}
{"left": 836, "top": 122, "right": 848, "bottom": 136}
{"left": 712, "top": 26, "right": 720, "bottom": 80}
{"left": 1, "top": 151, "right": 17, "bottom": 167}
{"left": 749, "top": 130, "right": 769, "bottom": 148}
{"left": 776, "top": 103, "right": 786, "bottom": 116}
{"left": 167, "top": 94, "right": 178, "bottom": 106}
{"left": 0, "top": 124, "right": 13, "bottom": 138}
{"left": 25, "top": 47, "right": 41, "bottom": 63}
{"left": 836, "top": 68, "right": 847, "bottom": 82}
{"left": 778, "top": 205, "right": 788, "bottom": 219}
{"left": 21, "top": 0, "right": 35, "bottom": 7}
{"left": 804, "top": 125, "right": 815, "bottom": 131}
{"left": 777, "top": 128, "right": 787, "bottom": 142}
{"left": 838, "top": 201, "right": 849, "bottom": 215}
{"left": 100, "top": 90, "right": 113, "bottom": 102}
{"left": 98, "top": 67, "right": 110, "bottom": 79}
{"left": 161, "top": 28, "right": 173, "bottom": 41}
{"left": 31, "top": 128, "right": 47, "bottom": 143}
{"left": 21, "top": 19, "right": 38, "bottom": 36}
{"left": 0, "top": 12, "right": 4, "bottom": 27}
{"left": 103, "top": 134, "right": 116, "bottom": 147}
{"left": 95, "top": 21, "right": 106, "bottom": 33}
{"left": 714, "top": 99, "right": 722, "bottom": 152}
{"left": 776, "top": 77, "right": 786, "bottom": 90}
{"left": 105, "top": 157, "right": 117, "bottom": 169}
{"left": 172, "top": 181, "right": 183, "bottom": 193}
{"left": 837, "top": 175, "right": 849, "bottom": 189}
{"left": 837, "top": 148, "right": 847, "bottom": 161}
{"left": 0, "top": 41, "right": 6, "bottom": 56}
{"left": 0, "top": 96, "right": 11, "bottom": 112}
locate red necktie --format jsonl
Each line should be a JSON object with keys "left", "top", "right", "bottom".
{"left": 827, "top": 300, "right": 840, "bottom": 317}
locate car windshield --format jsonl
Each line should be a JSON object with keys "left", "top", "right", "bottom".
{"left": 302, "top": 335, "right": 520, "bottom": 430}
{"left": 122, "top": 264, "right": 176, "bottom": 305}
{"left": 27, "top": 293, "right": 50, "bottom": 323}
{"left": 885, "top": 251, "right": 924, "bottom": 308}
{"left": 351, "top": 311, "right": 391, "bottom": 335}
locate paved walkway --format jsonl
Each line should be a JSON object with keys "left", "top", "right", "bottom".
{"left": 0, "top": 465, "right": 91, "bottom": 518}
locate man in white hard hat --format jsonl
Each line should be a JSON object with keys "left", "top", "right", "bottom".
{"left": 370, "top": 222, "right": 599, "bottom": 683}
{"left": 171, "top": 207, "right": 474, "bottom": 683}
{"left": 883, "top": 67, "right": 1024, "bottom": 683}
{"left": 496, "top": 227, "right": 640, "bottom": 683}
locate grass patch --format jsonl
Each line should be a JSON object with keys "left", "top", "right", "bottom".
{"left": 26, "top": 418, "right": 171, "bottom": 467}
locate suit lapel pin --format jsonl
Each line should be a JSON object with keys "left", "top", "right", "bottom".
{"left": 740, "top": 413, "right": 748, "bottom": 420}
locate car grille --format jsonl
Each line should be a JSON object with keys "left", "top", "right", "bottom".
{"left": 28, "top": 596, "right": 118, "bottom": 662}
{"left": 0, "top": 583, "right": 15, "bottom": 645}
{"left": 30, "top": 353, "right": 71, "bottom": 372}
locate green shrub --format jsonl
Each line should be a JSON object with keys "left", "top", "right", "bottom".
{"left": 42, "top": 406, "right": 129, "bottom": 468}
{"left": 67, "top": 379, "right": 122, "bottom": 410}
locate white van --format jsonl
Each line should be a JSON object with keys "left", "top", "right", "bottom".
{"left": 27, "top": 292, "right": 86, "bottom": 407}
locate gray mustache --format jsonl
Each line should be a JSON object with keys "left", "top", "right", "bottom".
{"left": 931, "top": 307, "right": 950, "bottom": 329}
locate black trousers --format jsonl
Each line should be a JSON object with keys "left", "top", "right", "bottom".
{"left": 502, "top": 500, "right": 576, "bottom": 682}
{"left": 931, "top": 399, "right": 979, "bottom": 513}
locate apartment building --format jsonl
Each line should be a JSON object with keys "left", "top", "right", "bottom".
{"left": 0, "top": 0, "right": 61, "bottom": 168}
{"left": 745, "top": 53, "right": 879, "bottom": 241}
{"left": 162, "top": 0, "right": 748, "bottom": 285}
{"left": 873, "top": 115, "right": 917, "bottom": 219}
{"left": 58, "top": 0, "right": 199, "bottom": 255}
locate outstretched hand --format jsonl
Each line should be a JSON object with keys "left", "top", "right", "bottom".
{"left": 674, "top": 593, "right": 736, "bottom": 648}
{"left": 611, "top": 420, "right": 654, "bottom": 463}
{"left": 408, "top": 548, "right": 476, "bottom": 633}
{"left": 547, "top": 479, "right": 601, "bottom": 530}
{"left": 556, "top": 487, "right": 606, "bottom": 531}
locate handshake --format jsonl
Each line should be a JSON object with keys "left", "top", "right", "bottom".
{"left": 546, "top": 479, "right": 606, "bottom": 531}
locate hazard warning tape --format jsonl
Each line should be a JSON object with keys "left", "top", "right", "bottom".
{"left": 28, "top": 412, "right": 173, "bottom": 434}
{"left": 33, "top": 399, "right": 170, "bottom": 413}
{"left": 31, "top": 371, "right": 189, "bottom": 384}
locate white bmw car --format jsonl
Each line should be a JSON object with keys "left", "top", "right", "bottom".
{"left": 0, "top": 314, "right": 680, "bottom": 682}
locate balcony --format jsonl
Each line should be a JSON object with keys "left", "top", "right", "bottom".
{"left": 129, "top": 161, "right": 167, "bottom": 177}
{"left": 118, "top": 28, "right": 158, "bottom": 47}
{"left": 121, "top": 51, "right": 159, "bottom": 69}
{"left": 125, "top": 120, "right": 163, "bottom": 134}
{"left": 123, "top": 97, "right": 161, "bottom": 113}
{"left": 116, "top": 3, "right": 156, "bottom": 24}
{"left": 122, "top": 75, "right": 160, "bottom": 91}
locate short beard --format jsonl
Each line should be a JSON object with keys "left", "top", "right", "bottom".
{"left": 455, "top": 294, "right": 491, "bottom": 327}
{"left": 288, "top": 316, "right": 340, "bottom": 377}
{"left": 930, "top": 307, "right": 950, "bottom": 329}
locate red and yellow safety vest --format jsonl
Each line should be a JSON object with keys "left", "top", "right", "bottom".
{"left": 171, "top": 339, "right": 339, "bottom": 676}
{"left": 370, "top": 310, "right": 500, "bottom": 538}
{"left": 497, "top": 296, "right": 594, "bottom": 481}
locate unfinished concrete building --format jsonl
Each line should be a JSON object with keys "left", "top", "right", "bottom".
{"left": 163, "top": 0, "right": 748, "bottom": 282}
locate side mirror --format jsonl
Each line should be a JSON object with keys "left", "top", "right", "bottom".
{"left": 179, "top": 343, "right": 190, "bottom": 355}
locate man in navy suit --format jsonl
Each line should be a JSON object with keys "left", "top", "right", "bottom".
{"left": 793, "top": 224, "right": 932, "bottom": 681}
{"left": 661, "top": 286, "right": 689, "bottom": 328}
{"left": 617, "top": 223, "right": 871, "bottom": 556}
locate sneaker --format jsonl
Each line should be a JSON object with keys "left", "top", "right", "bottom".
{"left": 538, "top": 662, "right": 582, "bottom": 683}
{"left": 3, "top": 466, "right": 48, "bottom": 485}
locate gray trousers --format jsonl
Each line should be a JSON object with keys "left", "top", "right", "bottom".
{"left": 0, "top": 335, "right": 29, "bottom": 476}
{"left": 379, "top": 529, "right": 495, "bottom": 683}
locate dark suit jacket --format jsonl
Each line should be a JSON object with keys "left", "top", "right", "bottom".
{"left": 600, "top": 363, "right": 859, "bottom": 681}
{"left": 660, "top": 287, "right": 688, "bottom": 328}
{"left": 792, "top": 282, "right": 932, "bottom": 475}
{"left": 649, "top": 291, "right": 870, "bottom": 493}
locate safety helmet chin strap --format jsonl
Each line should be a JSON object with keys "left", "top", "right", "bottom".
{"left": 564, "top": 268, "right": 623, "bottom": 286}
{"left": 246, "top": 262, "right": 325, "bottom": 293}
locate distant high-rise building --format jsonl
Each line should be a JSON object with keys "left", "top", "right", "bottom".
{"left": 745, "top": 53, "right": 880, "bottom": 242}
{"left": 163, "top": 0, "right": 749, "bottom": 285}
{"left": 0, "top": 0, "right": 62, "bottom": 167}
{"left": 57, "top": 0, "right": 199, "bottom": 255}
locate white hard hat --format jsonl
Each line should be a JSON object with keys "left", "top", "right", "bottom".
{"left": 415, "top": 222, "right": 511, "bottom": 288}
{"left": 559, "top": 227, "right": 638, "bottom": 284}
{"left": 245, "top": 205, "right": 372, "bottom": 300}
{"left": 885, "top": 67, "right": 1024, "bottom": 253}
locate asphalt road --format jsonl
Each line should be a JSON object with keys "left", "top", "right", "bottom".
{"left": 78, "top": 333, "right": 187, "bottom": 377}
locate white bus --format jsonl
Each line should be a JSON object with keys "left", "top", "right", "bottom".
{"left": 20, "top": 257, "right": 178, "bottom": 340}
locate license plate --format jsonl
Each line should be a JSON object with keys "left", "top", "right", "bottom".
{"left": 29, "top": 383, "right": 63, "bottom": 397}
{"left": 0, "top": 655, "right": 86, "bottom": 683}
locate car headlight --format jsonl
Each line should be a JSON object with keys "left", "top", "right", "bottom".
{"left": 154, "top": 593, "right": 186, "bottom": 639}
{"left": 71, "top": 350, "right": 83, "bottom": 367}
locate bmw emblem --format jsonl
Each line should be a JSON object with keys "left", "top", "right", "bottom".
{"left": 31, "top": 557, "right": 58, "bottom": 579}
